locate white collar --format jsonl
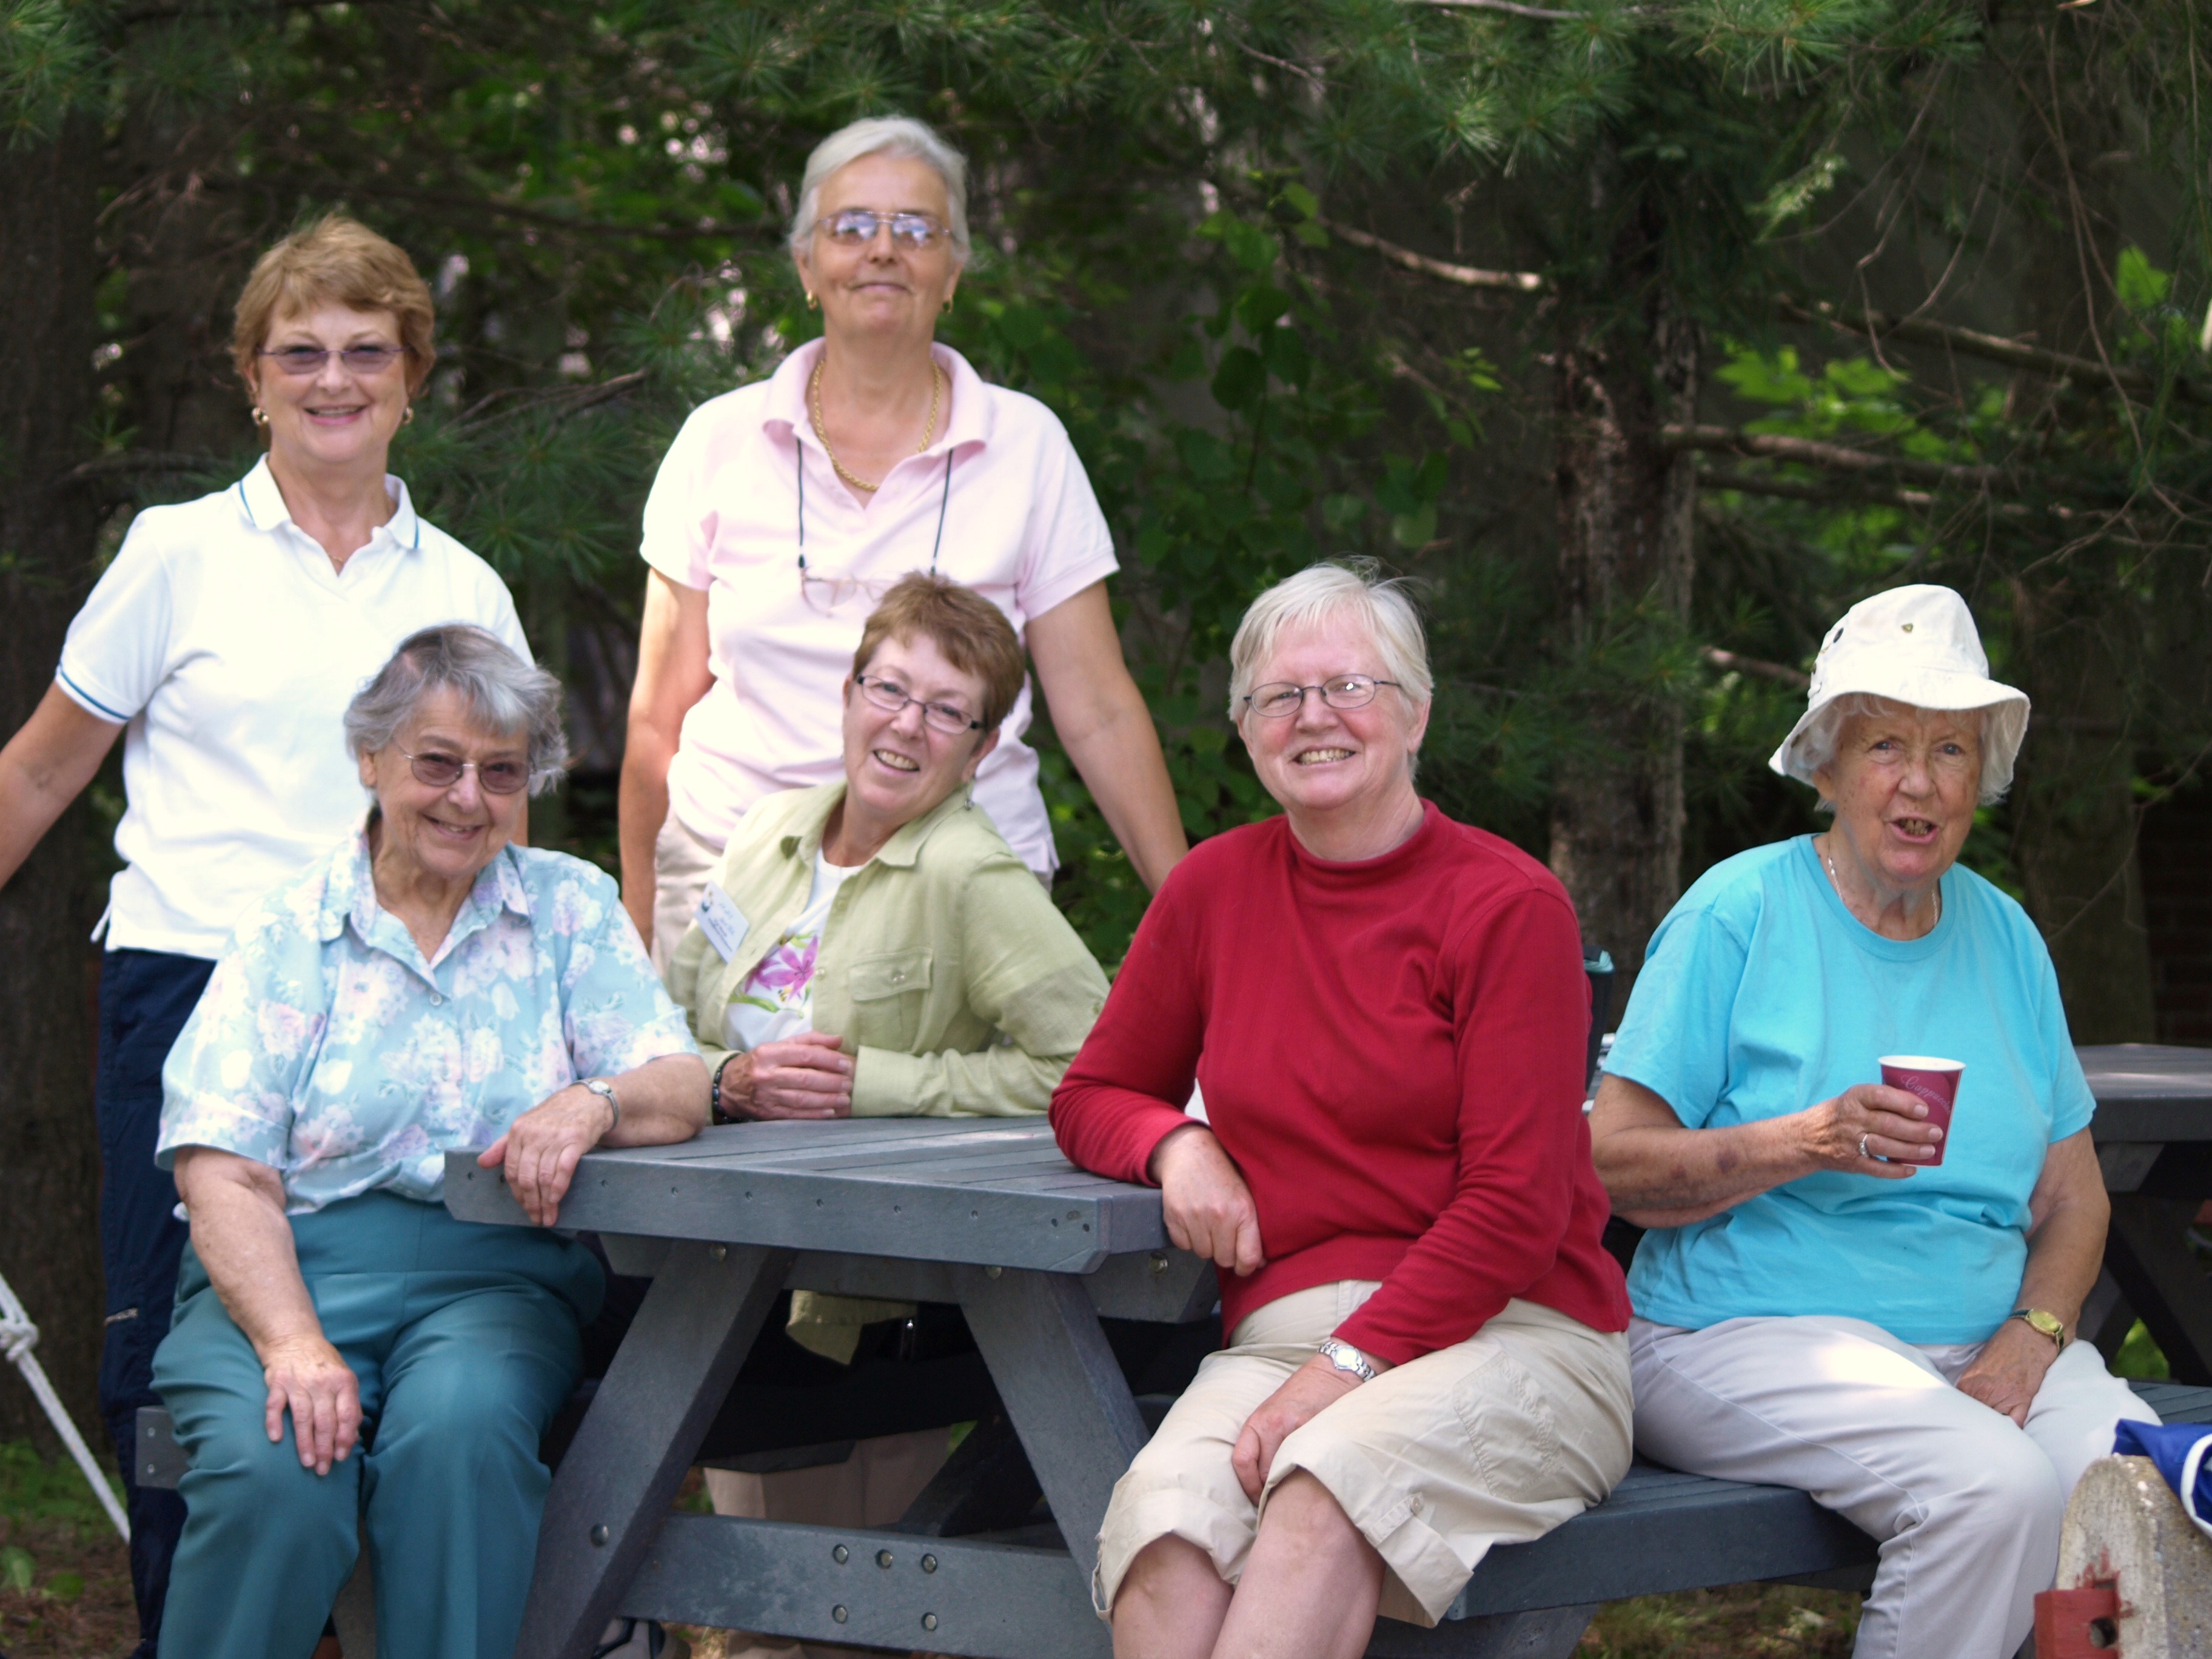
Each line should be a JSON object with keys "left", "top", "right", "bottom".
{"left": 234, "top": 456, "right": 421, "bottom": 553}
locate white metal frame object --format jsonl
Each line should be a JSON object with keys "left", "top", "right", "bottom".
{"left": 0, "top": 1268, "right": 131, "bottom": 1541}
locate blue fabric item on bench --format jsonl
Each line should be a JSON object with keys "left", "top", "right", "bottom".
{"left": 2112, "top": 1418, "right": 2212, "bottom": 1538}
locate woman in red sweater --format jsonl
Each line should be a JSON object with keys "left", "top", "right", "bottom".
{"left": 1052, "top": 561, "right": 1632, "bottom": 1658}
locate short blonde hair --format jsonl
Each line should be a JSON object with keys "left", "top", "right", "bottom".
{"left": 789, "top": 116, "right": 971, "bottom": 263}
{"left": 852, "top": 574, "right": 1025, "bottom": 735}
{"left": 1227, "top": 560, "right": 1435, "bottom": 719}
{"left": 232, "top": 215, "right": 437, "bottom": 397}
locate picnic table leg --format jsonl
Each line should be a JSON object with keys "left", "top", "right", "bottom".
{"left": 2103, "top": 1195, "right": 2212, "bottom": 1386}
{"left": 959, "top": 1268, "right": 1150, "bottom": 1585}
{"left": 511, "top": 1240, "right": 796, "bottom": 1659}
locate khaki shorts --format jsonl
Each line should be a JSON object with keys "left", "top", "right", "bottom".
{"left": 651, "top": 805, "right": 725, "bottom": 973}
{"left": 1094, "top": 1281, "right": 1632, "bottom": 1627}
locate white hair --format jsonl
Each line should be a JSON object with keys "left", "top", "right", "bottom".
{"left": 788, "top": 116, "right": 971, "bottom": 263}
{"left": 344, "top": 625, "right": 569, "bottom": 797}
{"left": 1227, "top": 560, "right": 1435, "bottom": 719}
{"left": 1796, "top": 693, "right": 2003, "bottom": 808}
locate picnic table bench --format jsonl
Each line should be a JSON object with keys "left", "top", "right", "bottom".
{"left": 135, "top": 1045, "right": 2212, "bottom": 1659}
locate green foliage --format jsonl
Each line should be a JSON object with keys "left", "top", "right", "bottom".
{"left": 0, "top": 1441, "right": 121, "bottom": 1530}
{"left": 29, "top": 0, "right": 2212, "bottom": 982}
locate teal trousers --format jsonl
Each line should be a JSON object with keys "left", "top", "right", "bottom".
{"left": 152, "top": 1190, "right": 603, "bottom": 1659}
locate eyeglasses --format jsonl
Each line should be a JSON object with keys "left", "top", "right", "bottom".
{"left": 1242, "top": 676, "right": 1403, "bottom": 719}
{"left": 816, "top": 208, "right": 950, "bottom": 250}
{"left": 854, "top": 674, "right": 983, "bottom": 736}
{"left": 399, "top": 747, "right": 531, "bottom": 794}
{"left": 259, "top": 344, "right": 411, "bottom": 377}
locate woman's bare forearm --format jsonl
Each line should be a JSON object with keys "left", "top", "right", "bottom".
{"left": 600, "top": 1053, "right": 709, "bottom": 1146}
{"left": 0, "top": 686, "right": 121, "bottom": 890}
{"left": 1597, "top": 1116, "right": 1817, "bottom": 1219}
{"left": 2017, "top": 1133, "right": 2108, "bottom": 1334}
{"left": 1060, "top": 691, "right": 1187, "bottom": 893}
{"left": 173, "top": 1148, "right": 322, "bottom": 1358}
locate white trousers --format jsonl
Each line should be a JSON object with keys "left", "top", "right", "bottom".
{"left": 1629, "top": 1315, "right": 2157, "bottom": 1659}
{"left": 650, "top": 805, "right": 725, "bottom": 973}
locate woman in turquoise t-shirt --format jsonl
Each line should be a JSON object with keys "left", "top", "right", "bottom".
{"left": 1590, "top": 585, "right": 2152, "bottom": 1659}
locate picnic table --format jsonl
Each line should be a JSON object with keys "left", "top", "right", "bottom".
{"left": 2080, "top": 1044, "right": 2212, "bottom": 1384}
{"left": 429, "top": 1085, "right": 2210, "bottom": 1659}
{"left": 133, "top": 1042, "right": 2212, "bottom": 1658}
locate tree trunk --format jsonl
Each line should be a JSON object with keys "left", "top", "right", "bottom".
{"left": 1548, "top": 228, "right": 1701, "bottom": 1007}
{"left": 2008, "top": 563, "right": 2157, "bottom": 1042}
{"left": 1994, "top": 24, "right": 2157, "bottom": 1042}
{"left": 0, "top": 117, "right": 110, "bottom": 1450}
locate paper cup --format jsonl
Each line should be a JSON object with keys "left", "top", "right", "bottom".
{"left": 1880, "top": 1055, "right": 1963, "bottom": 1167}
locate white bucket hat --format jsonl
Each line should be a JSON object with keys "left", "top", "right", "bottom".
{"left": 1768, "top": 584, "right": 2031, "bottom": 800}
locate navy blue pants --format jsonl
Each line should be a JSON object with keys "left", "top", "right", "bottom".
{"left": 96, "top": 946, "right": 214, "bottom": 1658}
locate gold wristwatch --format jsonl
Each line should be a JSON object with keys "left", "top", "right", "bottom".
{"left": 2008, "top": 1308, "right": 2067, "bottom": 1351}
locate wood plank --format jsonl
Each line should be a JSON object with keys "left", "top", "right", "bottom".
{"left": 445, "top": 1151, "right": 1165, "bottom": 1272}
{"left": 2083, "top": 1045, "right": 2212, "bottom": 1142}
{"left": 511, "top": 1242, "right": 794, "bottom": 1659}
{"left": 960, "top": 1269, "right": 1151, "bottom": 1584}
{"left": 2105, "top": 1196, "right": 2212, "bottom": 1386}
{"left": 623, "top": 1515, "right": 1107, "bottom": 1658}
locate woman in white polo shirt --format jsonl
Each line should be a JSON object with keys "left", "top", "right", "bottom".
{"left": 0, "top": 213, "right": 526, "bottom": 1657}
{"left": 620, "top": 115, "right": 1187, "bottom": 962}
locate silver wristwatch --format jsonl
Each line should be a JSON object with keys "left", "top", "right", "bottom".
{"left": 1316, "top": 1338, "right": 1377, "bottom": 1383}
{"left": 580, "top": 1077, "right": 620, "bottom": 1132}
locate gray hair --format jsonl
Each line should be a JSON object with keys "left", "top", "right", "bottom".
{"left": 344, "top": 625, "right": 569, "bottom": 796}
{"left": 1228, "top": 560, "right": 1435, "bottom": 719}
{"left": 788, "top": 116, "right": 971, "bottom": 263}
{"left": 1795, "top": 693, "right": 2001, "bottom": 808}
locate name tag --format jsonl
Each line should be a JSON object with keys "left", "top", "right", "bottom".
{"left": 695, "top": 885, "right": 749, "bottom": 962}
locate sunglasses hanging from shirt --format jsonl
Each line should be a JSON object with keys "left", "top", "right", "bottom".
{"left": 794, "top": 437, "right": 954, "bottom": 615}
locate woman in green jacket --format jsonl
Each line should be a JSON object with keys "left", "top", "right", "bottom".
{"left": 664, "top": 572, "right": 1108, "bottom": 1124}
{"left": 663, "top": 574, "right": 1111, "bottom": 1593}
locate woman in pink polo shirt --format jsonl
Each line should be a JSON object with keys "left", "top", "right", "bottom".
{"left": 620, "top": 114, "right": 1187, "bottom": 961}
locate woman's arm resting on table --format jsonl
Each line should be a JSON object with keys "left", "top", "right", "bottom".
{"left": 618, "top": 572, "right": 714, "bottom": 945}
{"left": 480, "top": 1052, "right": 709, "bottom": 1225}
{"left": 0, "top": 685, "right": 122, "bottom": 890}
{"left": 1589, "top": 1071, "right": 1945, "bottom": 1228}
{"left": 1025, "top": 582, "right": 1187, "bottom": 892}
{"left": 1956, "top": 1128, "right": 2107, "bottom": 1426}
{"left": 171, "top": 1145, "right": 360, "bottom": 1475}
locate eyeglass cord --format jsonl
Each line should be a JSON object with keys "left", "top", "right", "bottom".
{"left": 794, "top": 423, "right": 953, "bottom": 592}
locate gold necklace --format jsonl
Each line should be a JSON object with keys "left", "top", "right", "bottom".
{"left": 809, "top": 356, "right": 943, "bottom": 494}
{"left": 1820, "top": 832, "right": 1939, "bottom": 929}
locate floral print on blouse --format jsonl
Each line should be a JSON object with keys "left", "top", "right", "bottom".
{"left": 158, "top": 826, "right": 697, "bottom": 1213}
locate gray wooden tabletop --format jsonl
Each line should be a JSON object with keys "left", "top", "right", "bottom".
{"left": 443, "top": 1118, "right": 1167, "bottom": 1273}
{"left": 2080, "top": 1044, "right": 2212, "bottom": 1142}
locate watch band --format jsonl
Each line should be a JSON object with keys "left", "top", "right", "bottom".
{"left": 1316, "top": 1338, "right": 1377, "bottom": 1383}
{"left": 2008, "top": 1307, "right": 2067, "bottom": 1351}
{"left": 581, "top": 1076, "right": 620, "bottom": 1133}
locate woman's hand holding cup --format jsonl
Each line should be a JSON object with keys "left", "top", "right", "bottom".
{"left": 1804, "top": 1082, "right": 1945, "bottom": 1176}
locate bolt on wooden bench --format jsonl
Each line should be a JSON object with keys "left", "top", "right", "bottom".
{"left": 134, "top": 1120, "right": 2212, "bottom": 1659}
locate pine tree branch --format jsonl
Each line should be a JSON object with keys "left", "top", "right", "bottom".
{"left": 1399, "top": 0, "right": 1584, "bottom": 19}
{"left": 1779, "top": 298, "right": 2209, "bottom": 403}
{"left": 1701, "top": 647, "right": 1811, "bottom": 689}
{"left": 1319, "top": 220, "right": 2200, "bottom": 404}
{"left": 1318, "top": 220, "right": 1547, "bottom": 293}
{"left": 1696, "top": 468, "right": 1938, "bottom": 510}
{"left": 1661, "top": 424, "right": 2004, "bottom": 489}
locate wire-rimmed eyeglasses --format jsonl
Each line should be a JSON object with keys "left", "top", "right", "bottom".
{"left": 399, "top": 747, "right": 531, "bottom": 794}
{"left": 1241, "top": 676, "right": 1402, "bottom": 719}
{"left": 816, "top": 208, "right": 950, "bottom": 250}
{"left": 258, "top": 344, "right": 412, "bottom": 376}
{"left": 854, "top": 674, "right": 983, "bottom": 736}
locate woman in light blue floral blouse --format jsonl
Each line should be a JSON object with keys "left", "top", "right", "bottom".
{"left": 149, "top": 625, "right": 706, "bottom": 1659}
